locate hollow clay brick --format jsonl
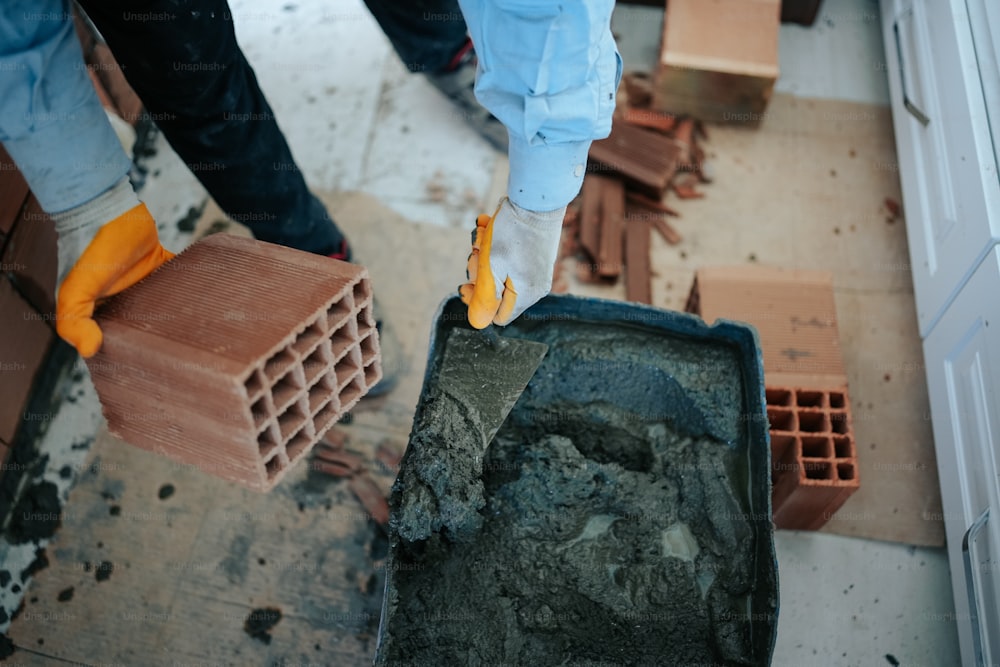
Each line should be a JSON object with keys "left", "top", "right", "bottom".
{"left": 767, "top": 384, "right": 859, "bottom": 530}
{"left": 86, "top": 234, "right": 382, "bottom": 492}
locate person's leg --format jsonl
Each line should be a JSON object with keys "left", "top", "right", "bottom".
{"left": 363, "top": 0, "right": 507, "bottom": 151}
{"left": 362, "top": 0, "right": 468, "bottom": 73}
{"left": 77, "top": 0, "right": 348, "bottom": 257}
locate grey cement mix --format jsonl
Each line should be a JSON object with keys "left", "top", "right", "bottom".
{"left": 382, "top": 320, "right": 761, "bottom": 665}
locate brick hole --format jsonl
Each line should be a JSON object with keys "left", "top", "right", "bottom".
{"left": 829, "top": 391, "right": 846, "bottom": 408}
{"left": 285, "top": 424, "right": 314, "bottom": 462}
{"left": 836, "top": 461, "right": 856, "bottom": 481}
{"left": 801, "top": 435, "right": 832, "bottom": 458}
{"left": 803, "top": 459, "right": 834, "bottom": 480}
{"left": 271, "top": 365, "right": 305, "bottom": 413}
{"left": 363, "top": 360, "right": 381, "bottom": 388}
{"left": 303, "top": 342, "right": 331, "bottom": 386}
{"left": 352, "top": 279, "right": 367, "bottom": 306}
{"left": 250, "top": 396, "right": 270, "bottom": 427}
{"left": 340, "top": 374, "right": 365, "bottom": 409}
{"left": 291, "top": 320, "right": 324, "bottom": 358}
{"left": 263, "top": 348, "right": 297, "bottom": 383}
{"left": 257, "top": 424, "right": 279, "bottom": 457}
{"left": 360, "top": 332, "right": 378, "bottom": 364}
{"left": 797, "top": 410, "right": 828, "bottom": 433}
{"left": 329, "top": 319, "right": 358, "bottom": 361}
{"left": 335, "top": 350, "right": 362, "bottom": 390}
{"left": 833, "top": 436, "right": 853, "bottom": 458}
{"left": 326, "top": 298, "right": 352, "bottom": 331}
{"left": 265, "top": 454, "right": 284, "bottom": 481}
{"left": 356, "top": 302, "right": 375, "bottom": 336}
{"left": 795, "top": 390, "right": 825, "bottom": 408}
{"left": 830, "top": 412, "right": 849, "bottom": 434}
{"left": 312, "top": 401, "right": 339, "bottom": 436}
{"left": 244, "top": 369, "right": 265, "bottom": 400}
{"left": 277, "top": 398, "right": 308, "bottom": 443}
{"left": 765, "top": 388, "right": 792, "bottom": 406}
{"left": 307, "top": 373, "right": 334, "bottom": 414}
{"left": 767, "top": 408, "right": 795, "bottom": 431}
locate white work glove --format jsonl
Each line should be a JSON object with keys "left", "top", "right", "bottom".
{"left": 459, "top": 197, "right": 565, "bottom": 328}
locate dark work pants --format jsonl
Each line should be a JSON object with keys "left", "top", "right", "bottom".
{"left": 77, "top": 0, "right": 467, "bottom": 255}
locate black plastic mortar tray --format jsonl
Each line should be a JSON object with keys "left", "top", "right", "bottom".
{"left": 376, "top": 294, "right": 779, "bottom": 666}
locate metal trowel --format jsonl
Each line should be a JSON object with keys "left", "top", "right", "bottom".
{"left": 436, "top": 325, "right": 548, "bottom": 449}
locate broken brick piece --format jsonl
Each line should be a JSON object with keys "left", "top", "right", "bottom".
{"left": 86, "top": 234, "right": 382, "bottom": 492}
{"left": 672, "top": 118, "right": 696, "bottom": 170}
{"left": 588, "top": 123, "right": 682, "bottom": 197}
{"left": 624, "top": 216, "right": 652, "bottom": 304}
{"left": 375, "top": 441, "right": 403, "bottom": 472}
{"left": 597, "top": 178, "right": 625, "bottom": 278}
{"left": 349, "top": 475, "right": 390, "bottom": 526}
{"left": 626, "top": 191, "right": 680, "bottom": 218}
{"left": 313, "top": 448, "right": 365, "bottom": 475}
{"left": 578, "top": 175, "right": 606, "bottom": 261}
{"left": 672, "top": 181, "right": 704, "bottom": 200}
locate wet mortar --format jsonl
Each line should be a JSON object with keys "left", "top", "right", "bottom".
{"left": 382, "top": 318, "right": 768, "bottom": 665}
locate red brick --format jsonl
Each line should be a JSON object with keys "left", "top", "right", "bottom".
{"left": 86, "top": 234, "right": 382, "bottom": 492}
{"left": 767, "top": 384, "right": 859, "bottom": 530}
{"left": 2, "top": 197, "right": 58, "bottom": 315}
{"left": 0, "top": 145, "right": 30, "bottom": 241}
{"left": 0, "top": 280, "right": 54, "bottom": 447}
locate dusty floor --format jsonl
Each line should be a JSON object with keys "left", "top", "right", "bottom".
{"left": 0, "top": 0, "right": 963, "bottom": 664}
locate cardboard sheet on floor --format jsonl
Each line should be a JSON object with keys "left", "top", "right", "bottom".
{"left": 8, "top": 192, "right": 470, "bottom": 662}
{"left": 563, "top": 94, "right": 943, "bottom": 547}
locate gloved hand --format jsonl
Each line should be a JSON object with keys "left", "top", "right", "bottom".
{"left": 459, "top": 197, "right": 565, "bottom": 328}
{"left": 56, "top": 201, "right": 174, "bottom": 357}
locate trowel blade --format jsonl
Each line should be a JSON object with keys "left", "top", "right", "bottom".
{"left": 438, "top": 327, "right": 548, "bottom": 448}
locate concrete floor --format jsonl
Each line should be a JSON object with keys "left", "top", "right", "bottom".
{"left": 0, "top": 0, "right": 963, "bottom": 664}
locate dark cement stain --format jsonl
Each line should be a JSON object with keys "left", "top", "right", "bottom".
{"left": 20, "top": 548, "right": 49, "bottom": 583}
{"left": 158, "top": 484, "right": 175, "bottom": 500}
{"left": 57, "top": 587, "right": 74, "bottom": 602}
{"left": 243, "top": 607, "right": 282, "bottom": 644}
{"left": 95, "top": 561, "right": 114, "bottom": 582}
{"left": 8, "top": 481, "right": 61, "bottom": 544}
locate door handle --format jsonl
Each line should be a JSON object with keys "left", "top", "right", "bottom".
{"left": 963, "top": 507, "right": 990, "bottom": 667}
{"left": 893, "top": 11, "right": 931, "bottom": 126}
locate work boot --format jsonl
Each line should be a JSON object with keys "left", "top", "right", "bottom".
{"left": 425, "top": 37, "right": 508, "bottom": 153}
{"left": 329, "top": 244, "right": 403, "bottom": 399}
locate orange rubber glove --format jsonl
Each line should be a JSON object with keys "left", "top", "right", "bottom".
{"left": 459, "top": 198, "right": 565, "bottom": 329}
{"left": 56, "top": 202, "right": 174, "bottom": 357}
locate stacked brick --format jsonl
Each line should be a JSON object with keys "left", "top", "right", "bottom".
{"left": 686, "top": 266, "right": 860, "bottom": 529}
{"left": 0, "top": 147, "right": 56, "bottom": 457}
{"left": 767, "top": 387, "right": 860, "bottom": 530}
{"left": 87, "top": 234, "right": 381, "bottom": 492}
